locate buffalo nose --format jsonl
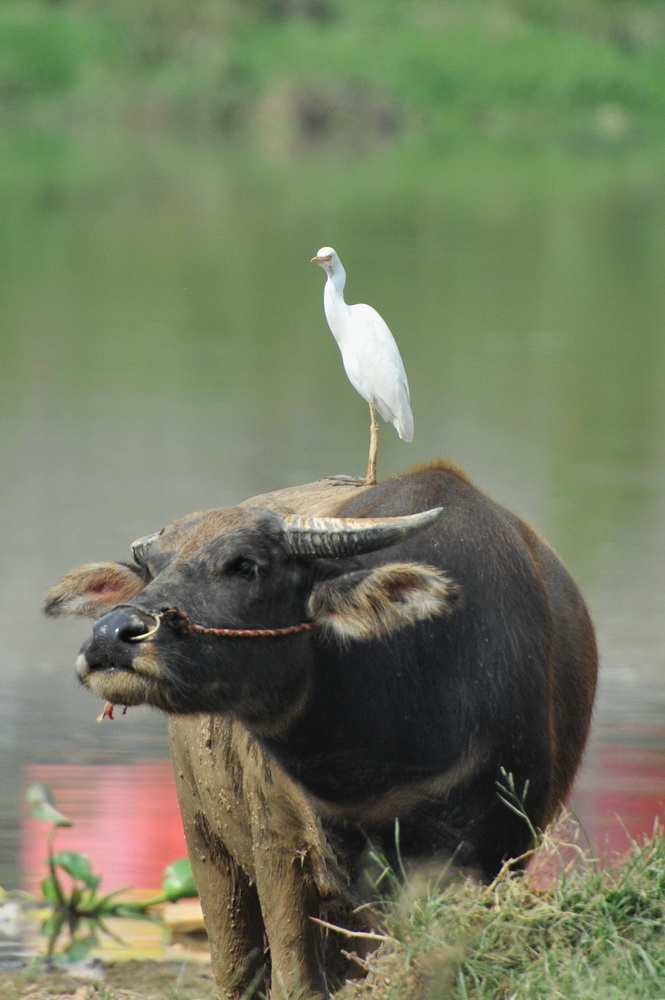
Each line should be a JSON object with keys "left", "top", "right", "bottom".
{"left": 93, "top": 609, "right": 150, "bottom": 645}
{"left": 81, "top": 609, "right": 153, "bottom": 674}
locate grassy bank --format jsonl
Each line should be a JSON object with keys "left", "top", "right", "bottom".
{"left": 3, "top": 0, "right": 665, "bottom": 150}
{"left": 5, "top": 821, "right": 664, "bottom": 999}
{"left": 339, "top": 820, "right": 665, "bottom": 1000}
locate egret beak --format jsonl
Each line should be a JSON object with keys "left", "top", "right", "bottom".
{"left": 311, "top": 254, "right": 333, "bottom": 263}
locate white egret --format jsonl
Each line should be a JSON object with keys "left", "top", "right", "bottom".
{"left": 311, "top": 246, "right": 413, "bottom": 485}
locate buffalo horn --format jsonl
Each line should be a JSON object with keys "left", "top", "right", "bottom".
{"left": 281, "top": 507, "right": 443, "bottom": 558}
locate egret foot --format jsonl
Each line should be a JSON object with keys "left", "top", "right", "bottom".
{"left": 326, "top": 475, "right": 366, "bottom": 486}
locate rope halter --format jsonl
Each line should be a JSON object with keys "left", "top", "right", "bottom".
{"left": 128, "top": 605, "right": 315, "bottom": 642}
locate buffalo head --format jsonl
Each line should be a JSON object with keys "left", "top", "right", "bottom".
{"left": 44, "top": 503, "right": 458, "bottom": 730}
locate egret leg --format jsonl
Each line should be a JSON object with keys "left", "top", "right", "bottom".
{"left": 366, "top": 400, "right": 379, "bottom": 485}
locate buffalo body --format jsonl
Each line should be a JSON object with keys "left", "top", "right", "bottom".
{"left": 45, "top": 463, "right": 597, "bottom": 998}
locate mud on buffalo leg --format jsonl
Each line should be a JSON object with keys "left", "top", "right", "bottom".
{"left": 185, "top": 808, "right": 265, "bottom": 997}
{"left": 197, "top": 831, "right": 265, "bottom": 997}
{"left": 168, "top": 720, "right": 265, "bottom": 998}
{"left": 255, "top": 854, "right": 329, "bottom": 999}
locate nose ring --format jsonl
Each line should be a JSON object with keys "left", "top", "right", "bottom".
{"left": 128, "top": 611, "right": 162, "bottom": 642}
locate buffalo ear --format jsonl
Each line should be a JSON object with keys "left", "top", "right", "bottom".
{"left": 43, "top": 562, "right": 146, "bottom": 619}
{"left": 308, "top": 562, "right": 460, "bottom": 642}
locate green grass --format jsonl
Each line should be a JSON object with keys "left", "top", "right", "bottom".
{"left": 338, "top": 819, "right": 665, "bottom": 999}
{"left": 2, "top": 0, "right": 665, "bottom": 150}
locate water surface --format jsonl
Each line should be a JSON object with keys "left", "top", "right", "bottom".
{"left": 1, "top": 134, "right": 664, "bottom": 905}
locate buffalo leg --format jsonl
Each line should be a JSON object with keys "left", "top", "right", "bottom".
{"left": 169, "top": 717, "right": 267, "bottom": 998}
{"left": 192, "top": 832, "right": 265, "bottom": 998}
{"left": 254, "top": 848, "right": 329, "bottom": 1000}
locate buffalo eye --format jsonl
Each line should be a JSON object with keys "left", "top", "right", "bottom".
{"left": 225, "top": 556, "right": 260, "bottom": 580}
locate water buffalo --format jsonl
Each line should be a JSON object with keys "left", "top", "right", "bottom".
{"left": 45, "top": 462, "right": 597, "bottom": 999}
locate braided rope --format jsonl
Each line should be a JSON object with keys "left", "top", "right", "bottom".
{"left": 159, "top": 605, "right": 314, "bottom": 638}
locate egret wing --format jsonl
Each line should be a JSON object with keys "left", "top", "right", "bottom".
{"left": 345, "top": 304, "right": 413, "bottom": 440}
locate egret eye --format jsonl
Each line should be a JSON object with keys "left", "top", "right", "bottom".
{"left": 226, "top": 556, "right": 259, "bottom": 580}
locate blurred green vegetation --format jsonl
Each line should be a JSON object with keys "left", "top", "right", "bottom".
{"left": 23, "top": 784, "right": 197, "bottom": 964}
{"left": 2, "top": 0, "right": 665, "bottom": 149}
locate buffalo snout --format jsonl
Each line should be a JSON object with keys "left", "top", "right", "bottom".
{"left": 80, "top": 608, "right": 151, "bottom": 673}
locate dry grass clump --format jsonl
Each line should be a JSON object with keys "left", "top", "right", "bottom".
{"left": 337, "top": 817, "right": 665, "bottom": 1000}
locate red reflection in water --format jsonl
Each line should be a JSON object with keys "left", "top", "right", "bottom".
{"left": 574, "top": 738, "right": 665, "bottom": 859}
{"left": 22, "top": 738, "right": 665, "bottom": 894}
{"left": 22, "top": 761, "right": 186, "bottom": 893}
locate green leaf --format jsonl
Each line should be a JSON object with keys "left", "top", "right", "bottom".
{"left": 41, "top": 874, "right": 63, "bottom": 904}
{"left": 27, "top": 783, "right": 56, "bottom": 806}
{"left": 90, "top": 887, "right": 130, "bottom": 914}
{"left": 50, "top": 851, "right": 101, "bottom": 890}
{"left": 26, "top": 784, "right": 73, "bottom": 828}
{"left": 161, "top": 858, "right": 198, "bottom": 900}
{"left": 40, "top": 909, "right": 65, "bottom": 945}
{"left": 63, "top": 935, "right": 97, "bottom": 963}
